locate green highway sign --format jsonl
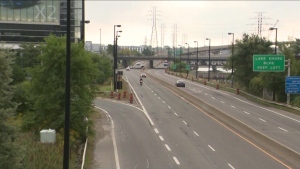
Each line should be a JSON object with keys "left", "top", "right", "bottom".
{"left": 185, "top": 64, "right": 190, "bottom": 70}
{"left": 253, "top": 55, "right": 285, "bottom": 72}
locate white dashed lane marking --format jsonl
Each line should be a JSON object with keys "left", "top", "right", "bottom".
{"left": 174, "top": 113, "right": 178, "bottom": 116}
{"left": 212, "top": 97, "right": 215, "bottom": 99}
{"left": 183, "top": 121, "right": 187, "bottom": 126}
{"left": 194, "top": 131, "right": 199, "bottom": 136}
{"left": 208, "top": 145, "right": 215, "bottom": 151}
{"left": 278, "top": 127, "right": 288, "bottom": 132}
{"left": 228, "top": 163, "right": 235, "bottom": 169}
{"left": 259, "top": 118, "right": 266, "bottom": 122}
{"left": 168, "top": 106, "right": 171, "bottom": 109}
{"left": 244, "top": 111, "right": 250, "bottom": 114}
{"left": 165, "top": 144, "right": 171, "bottom": 151}
{"left": 221, "top": 101, "right": 224, "bottom": 103}
{"left": 154, "top": 128, "right": 159, "bottom": 134}
{"left": 159, "top": 136, "right": 164, "bottom": 141}
{"left": 173, "top": 157, "right": 180, "bottom": 165}
{"left": 231, "top": 105, "right": 235, "bottom": 108}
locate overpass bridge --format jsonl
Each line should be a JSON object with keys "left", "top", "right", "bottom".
{"left": 118, "top": 45, "right": 232, "bottom": 68}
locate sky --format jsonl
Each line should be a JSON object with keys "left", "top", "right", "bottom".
{"left": 85, "top": 1, "right": 300, "bottom": 48}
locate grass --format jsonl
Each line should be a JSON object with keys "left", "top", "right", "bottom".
{"left": 82, "top": 108, "right": 101, "bottom": 169}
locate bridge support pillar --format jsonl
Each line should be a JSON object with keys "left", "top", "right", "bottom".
{"left": 122, "top": 60, "right": 128, "bottom": 68}
{"left": 150, "top": 60, "right": 154, "bottom": 68}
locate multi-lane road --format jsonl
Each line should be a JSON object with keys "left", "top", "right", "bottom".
{"left": 93, "top": 61, "right": 299, "bottom": 169}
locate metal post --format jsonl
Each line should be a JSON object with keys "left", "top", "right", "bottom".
{"left": 206, "top": 38, "right": 211, "bottom": 82}
{"left": 113, "top": 25, "right": 121, "bottom": 91}
{"left": 179, "top": 45, "right": 182, "bottom": 75}
{"left": 194, "top": 41, "right": 198, "bottom": 79}
{"left": 275, "top": 28, "right": 277, "bottom": 55}
{"left": 99, "top": 29, "right": 101, "bottom": 54}
{"left": 287, "top": 59, "right": 290, "bottom": 105}
{"left": 63, "top": 0, "right": 71, "bottom": 168}
{"left": 173, "top": 47, "right": 175, "bottom": 71}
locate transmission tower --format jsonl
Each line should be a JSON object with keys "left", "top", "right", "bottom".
{"left": 249, "top": 12, "right": 271, "bottom": 37}
{"left": 150, "top": 7, "right": 159, "bottom": 52}
{"left": 172, "top": 24, "right": 178, "bottom": 48}
{"left": 160, "top": 23, "right": 165, "bottom": 49}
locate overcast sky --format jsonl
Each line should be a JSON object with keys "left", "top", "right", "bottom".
{"left": 85, "top": 1, "right": 300, "bottom": 47}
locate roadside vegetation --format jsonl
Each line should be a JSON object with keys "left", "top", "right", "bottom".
{"left": 170, "top": 33, "right": 300, "bottom": 108}
{"left": 0, "top": 35, "right": 112, "bottom": 168}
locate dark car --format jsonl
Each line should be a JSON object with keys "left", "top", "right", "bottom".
{"left": 175, "top": 80, "right": 185, "bottom": 87}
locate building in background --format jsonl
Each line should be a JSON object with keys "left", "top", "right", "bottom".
{"left": 0, "top": 0, "right": 83, "bottom": 44}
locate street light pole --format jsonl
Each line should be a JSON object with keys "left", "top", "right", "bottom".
{"left": 113, "top": 25, "right": 121, "bottom": 91}
{"left": 173, "top": 47, "right": 176, "bottom": 72}
{"left": 269, "top": 27, "right": 278, "bottom": 54}
{"left": 185, "top": 43, "right": 189, "bottom": 64}
{"left": 194, "top": 41, "right": 198, "bottom": 79}
{"left": 228, "top": 32, "right": 234, "bottom": 87}
{"left": 178, "top": 45, "right": 182, "bottom": 75}
{"left": 99, "top": 29, "right": 101, "bottom": 54}
{"left": 206, "top": 38, "right": 211, "bottom": 82}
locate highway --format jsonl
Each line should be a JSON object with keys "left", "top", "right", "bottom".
{"left": 146, "top": 68, "right": 300, "bottom": 155}
{"left": 92, "top": 60, "right": 294, "bottom": 168}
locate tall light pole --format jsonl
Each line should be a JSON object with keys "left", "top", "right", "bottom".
{"left": 63, "top": 0, "right": 71, "bottom": 168}
{"left": 228, "top": 32, "right": 234, "bottom": 87}
{"left": 194, "top": 41, "right": 198, "bottom": 79}
{"left": 113, "top": 25, "right": 121, "bottom": 91}
{"left": 269, "top": 27, "right": 278, "bottom": 102}
{"left": 80, "top": 20, "right": 90, "bottom": 42}
{"left": 269, "top": 27, "right": 277, "bottom": 54}
{"left": 185, "top": 42, "right": 189, "bottom": 64}
{"left": 206, "top": 38, "right": 211, "bottom": 82}
{"left": 178, "top": 45, "right": 182, "bottom": 75}
{"left": 99, "top": 29, "right": 101, "bottom": 54}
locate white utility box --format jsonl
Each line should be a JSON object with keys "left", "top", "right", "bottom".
{"left": 40, "top": 129, "right": 56, "bottom": 143}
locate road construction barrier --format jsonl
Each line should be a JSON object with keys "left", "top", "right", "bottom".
{"left": 110, "top": 91, "right": 114, "bottom": 99}
{"left": 118, "top": 92, "right": 121, "bottom": 100}
{"left": 204, "top": 81, "right": 206, "bottom": 85}
{"left": 216, "top": 84, "right": 219, "bottom": 89}
{"left": 129, "top": 93, "right": 133, "bottom": 103}
{"left": 237, "top": 88, "right": 240, "bottom": 95}
{"left": 123, "top": 91, "right": 126, "bottom": 98}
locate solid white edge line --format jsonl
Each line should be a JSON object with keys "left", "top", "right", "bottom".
{"left": 165, "top": 144, "right": 171, "bottom": 151}
{"left": 95, "top": 107, "right": 120, "bottom": 169}
{"left": 278, "top": 127, "right": 288, "bottom": 132}
{"left": 193, "top": 131, "right": 199, "bottom": 136}
{"left": 173, "top": 156, "right": 180, "bottom": 165}
{"left": 154, "top": 128, "right": 159, "bottom": 133}
{"left": 127, "top": 79, "right": 155, "bottom": 126}
{"left": 208, "top": 145, "right": 215, "bottom": 151}
{"left": 159, "top": 135, "right": 164, "bottom": 141}
{"left": 228, "top": 163, "right": 235, "bottom": 169}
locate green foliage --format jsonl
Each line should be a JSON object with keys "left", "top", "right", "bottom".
{"left": 89, "top": 52, "right": 112, "bottom": 84}
{"left": 106, "top": 44, "right": 113, "bottom": 55}
{"left": 142, "top": 47, "right": 155, "bottom": 56}
{"left": 21, "top": 35, "right": 97, "bottom": 142}
{"left": 17, "top": 132, "right": 76, "bottom": 169}
{"left": 248, "top": 76, "right": 263, "bottom": 97}
{"left": 15, "top": 44, "right": 40, "bottom": 68}
{"left": 11, "top": 64, "right": 26, "bottom": 85}
{"left": 291, "top": 38, "right": 300, "bottom": 55}
{"left": 230, "top": 33, "right": 273, "bottom": 88}
{"left": 0, "top": 52, "right": 21, "bottom": 169}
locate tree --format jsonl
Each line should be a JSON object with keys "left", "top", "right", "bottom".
{"left": 106, "top": 44, "right": 114, "bottom": 55}
{"left": 228, "top": 33, "right": 273, "bottom": 89}
{"left": 142, "top": 47, "right": 154, "bottom": 56}
{"left": 89, "top": 52, "right": 112, "bottom": 84}
{"left": 291, "top": 38, "right": 300, "bottom": 55}
{"left": 22, "top": 35, "right": 98, "bottom": 142}
{"left": 0, "top": 51, "right": 21, "bottom": 169}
